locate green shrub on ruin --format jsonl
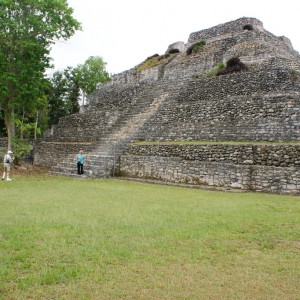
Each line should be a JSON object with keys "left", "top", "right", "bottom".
{"left": 11, "top": 137, "right": 32, "bottom": 166}
{"left": 216, "top": 56, "right": 248, "bottom": 76}
{"left": 206, "top": 62, "right": 225, "bottom": 78}
{"left": 289, "top": 69, "right": 300, "bottom": 81}
{"left": 186, "top": 40, "right": 206, "bottom": 55}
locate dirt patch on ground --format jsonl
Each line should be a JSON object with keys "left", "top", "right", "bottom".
{"left": 0, "top": 162, "right": 50, "bottom": 176}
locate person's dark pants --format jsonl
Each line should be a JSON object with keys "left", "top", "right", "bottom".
{"left": 77, "top": 162, "right": 83, "bottom": 175}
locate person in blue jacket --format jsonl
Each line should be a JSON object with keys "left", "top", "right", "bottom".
{"left": 77, "top": 149, "right": 85, "bottom": 175}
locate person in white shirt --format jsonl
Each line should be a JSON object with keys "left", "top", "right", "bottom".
{"left": 2, "top": 150, "right": 13, "bottom": 181}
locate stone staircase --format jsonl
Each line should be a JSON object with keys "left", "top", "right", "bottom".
{"left": 49, "top": 90, "right": 169, "bottom": 178}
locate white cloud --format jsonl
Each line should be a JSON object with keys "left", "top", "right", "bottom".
{"left": 49, "top": 0, "right": 300, "bottom": 75}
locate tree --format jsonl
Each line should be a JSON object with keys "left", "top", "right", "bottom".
{"left": 47, "top": 57, "right": 110, "bottom": 125}
{"left": 47, "top": 67, "right": 80, "bottom": 127}
{"left": 14, "top": 78, "right": 49, "bottom": 140}
{"left": 64, "top": 67, "right": 80, "bottom": 114}
{"left": 74, "top": 56, "right": 111, "bottom": 105}
{"left": 47, "top": 71, "right": 68, "bottom": 126}
{"left": 0, "top": 0, "right": 81, "bottom": 150}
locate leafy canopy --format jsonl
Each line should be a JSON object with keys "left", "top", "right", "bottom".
{"left": 74, "top": 56, "right": 111, "bottom": 95}
{"left": 0, "top": 0, "right": 81, "bottom": 148}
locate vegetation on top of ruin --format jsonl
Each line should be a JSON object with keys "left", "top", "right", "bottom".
{"left": 288, "top": 69, "right": 300, "bottom": 81}
{"left": 206, "top": 57, "right": 248, "bottom": 78}
{"left": 206, "top": 62, "right": 225, "bottom": 78}
{"left": 216, "top": 56, "right": 248, "bottom": 76}
{"left": 134, "top": 53, "right": 173, "bottom": 71}
{"left": 186, "top": 40, "right": 206, "bottom": 55}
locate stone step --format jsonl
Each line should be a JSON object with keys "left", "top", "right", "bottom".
{"left": 51, "top": 165, "right": 113, "bottom": 178}
{"left": 57, "top": 160, "right": 115, "bottom": 170}
{"left": 48, "top": 171, "right": 89, "bottom": 178}
{"left": 60, "top": 155, "right": 115, "bottom": 162}
{"left": 50, "top": 92, "right": 169, "bottom": 178}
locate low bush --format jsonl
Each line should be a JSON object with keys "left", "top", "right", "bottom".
{"left": 11, "top": 137, "right": 32, "bottom": 165}
{"left": 186, "top": 40, "right": 206, "bottom": 55}
{"left": 216, "top": 56, "right": 248, "bottom": 76}
{"left": 289, "top": 69, "right": 300, "bottom": 81}
{"left": 146, "top": 53, "right": 159, "bottom": 60}
{"left": 206, "top": 62, "right": 225, "bottom": 78}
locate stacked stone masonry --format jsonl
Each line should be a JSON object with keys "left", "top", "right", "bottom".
{"left": 120, "top": 144, "right": 300, "bottom": 194}
{"left": 33, "top": 17, "right": 300, "bottom": 194}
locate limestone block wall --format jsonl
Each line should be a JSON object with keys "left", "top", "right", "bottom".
{"left": 47, "top": 80, "right": 158, "bottom": 141}
{"left": 109, "top": 68, "right": 160, "bottom": 85}
{"left": 49, "top": 108, "right": 123, "bottom": 142}
{"left": 88, "top": 79, "right": 156, "bottom": 106}
{"left": 33, "top": 79, "right": 174, "bottom": 166}
{"left": 120, "top": 143, "right": 300, "bottom": 194}
{"left": 106, "top": 27, "right": 300, "bottom": 86}
{"left": 137, "top": 69, "right": 300, "bottom": 142}
{"left": 187, "top": 17, "right": 299, "bottom": 60}
{"left": 33, "top": 140, "right": 91, "bottom": 166}
{"left": 188, "top": 17, "right": 264, "bottom": 43}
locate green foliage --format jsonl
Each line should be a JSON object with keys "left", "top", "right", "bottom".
{"left": 11, "top": 137, "right": 32, "bottom": 165}
{"left": 216, "top": 56, "right": 248, "bottom": 76}
{"left": 289, "top": 69, "right": 300, "bottom": 81}
{"left": 47, "top": 68, "right": 80, "bottom": 126}
{"left": 64, "top": 67, "right": 81, "bottom": 114}
{"left": 13, "top": 94, "right": 48, "bottom": 139}
{"left": 186, "top": 40, "right": 206, "bottom": 55}
{"left": 206, "top": 57, "right": 248, "bottom": 78}
{"left": 0, "top": 0, "right": 81, "bottom": 148}
{"left": 74, "top": 56, "right": 111, "bottom": 104}
{"left": 47, "top": 57, "right": 110, "bottom": 125}
{"left": 206, "top": 62, "right": 225, "bottom": 78}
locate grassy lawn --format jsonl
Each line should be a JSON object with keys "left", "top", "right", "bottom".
{"left": 0, "top": 176, "right": 299, "bottom": 299}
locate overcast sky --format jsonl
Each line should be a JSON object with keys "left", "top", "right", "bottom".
{"left": 49, "top": 0, "right": 300, "bottom": 75}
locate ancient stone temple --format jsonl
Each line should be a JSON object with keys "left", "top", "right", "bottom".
{"left": 34, "top": 17, "right": 300, "bottom": 194}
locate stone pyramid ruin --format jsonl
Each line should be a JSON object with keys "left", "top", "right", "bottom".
{"left": 33, "top": 17, "right": 300, "bottom": 194}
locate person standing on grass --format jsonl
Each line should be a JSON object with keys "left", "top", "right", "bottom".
{"left": 77, "top": 149, "right": 85, "bottom": 175}
{"left": 2, "top": 150, "right": 13, "bottom": 181}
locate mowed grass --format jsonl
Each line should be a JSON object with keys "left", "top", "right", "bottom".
{"left": 0, "top": 176, "right": 299, "bottom": 299}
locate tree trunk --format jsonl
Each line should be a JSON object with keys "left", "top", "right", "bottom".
{"left": 20, "top": 108, "right": 25, "bottom": 140}
{"left": 34, "top": 110, "right": 39, "bottom": 140}
{"left": 82, "top": 89, "right": 86, "bottom": 106}
{"left": 4, "top": 106, "right": 15, "bottom": 151}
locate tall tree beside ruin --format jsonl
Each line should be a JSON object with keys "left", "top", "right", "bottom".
{"left": 47, "top": 69, "right": 80, "bottom": 127}
{"left": 74, "top": 56, "right": 111, "bottom": 105}
{"left": 0, "top": 0, "right": 81, "bottom": 150}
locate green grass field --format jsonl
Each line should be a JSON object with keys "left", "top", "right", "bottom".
{"left": 0, "top": 176, "right": 299, "bottom": 299}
